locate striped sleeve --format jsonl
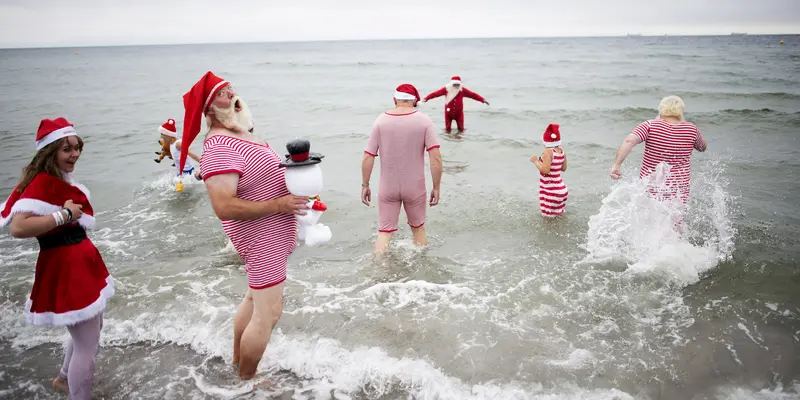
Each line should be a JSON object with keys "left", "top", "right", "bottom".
{"left": 694, "top": 127, "right": 707, "bottom": 151}
{"left": 632, "top": 121, "right": 651, "bottom": 142}
{"left": 200, "top": 140, "right": 245, "bottom": 180}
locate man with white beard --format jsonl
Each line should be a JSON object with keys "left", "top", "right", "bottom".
{"left": 422, "top": 75, "right": 489, "bottom": 136}
{"left": 179, "top": 71, "right": 310, "bottom": 382}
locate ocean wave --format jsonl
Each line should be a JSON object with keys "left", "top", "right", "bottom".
{"left": 513, "top": 107, "right": 799, "bottom": 123}
{"left": 276, "top": 60, "right": 408, "bottom": 68}
{"left": 693, "top": 109, "right": 800, "bottom": 126}
{"left": 507, "top": 85, "right": 800, "bottom": 101}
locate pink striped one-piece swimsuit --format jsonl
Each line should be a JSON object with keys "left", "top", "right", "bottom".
{"left": 539, "top": 149, "right": 568, "bottom": 216}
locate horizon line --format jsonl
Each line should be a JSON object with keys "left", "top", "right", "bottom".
{"left": 0, "top": 32, "right": 796, "bottom": 50}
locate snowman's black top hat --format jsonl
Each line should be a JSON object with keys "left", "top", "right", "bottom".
{"left": 279, "top": 138, "right": 324, "bottom": 167}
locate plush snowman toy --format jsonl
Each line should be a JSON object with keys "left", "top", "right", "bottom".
{"left": 280, "top": 138, "right": 332, "bottom": 246}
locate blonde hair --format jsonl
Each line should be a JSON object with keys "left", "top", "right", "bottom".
{"left": 658, "top": 95, "right": 685, "bottom": 120}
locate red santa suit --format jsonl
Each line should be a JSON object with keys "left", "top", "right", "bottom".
{"left": 423, "top": 76, "right": 487, "bottom": 133}
{"left": 0, "top": 118, "right": 114, "bottom": 326}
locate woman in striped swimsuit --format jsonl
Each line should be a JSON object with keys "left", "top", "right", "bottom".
{"left": 610, "top": 95, "right": 707, "bottom": 203}
{"left": 531, "top": 124, "right": 568, "bottom": 216}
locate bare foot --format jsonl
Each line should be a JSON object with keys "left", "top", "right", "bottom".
{"left": 52, "top": 376, "right": 68, "bottom": 393}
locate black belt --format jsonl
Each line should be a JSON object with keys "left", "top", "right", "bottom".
{"left": 37, "top": 225, "right": 87, "bottom": 250}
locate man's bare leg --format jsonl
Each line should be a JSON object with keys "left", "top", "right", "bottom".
{"left": 410, "top": 226, "right": 428, "bottom": 246}
{"left": 232, "top": 289, "right": 254, "bottom": 367}
{"left": 238, "top": 282, "right": 284, "bottom": 380}
{"left": 374, "top": 232, "right": 393, "bottom": 254}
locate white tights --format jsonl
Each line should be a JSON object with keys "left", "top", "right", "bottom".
{"left": 59, "top": 313, "right": 103, "bottom": 400}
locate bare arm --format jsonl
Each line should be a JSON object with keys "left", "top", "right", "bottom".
{"left": 561, "top": 151, "right": 567, "bottom": 172}
{"left": 612, "top": 133, "right": 643, "bottom": 168}
{"left": 531, "top": 149, "right": 552, "bottom": 174}
{"left": 177, "top": 141, "right": 202, "bottom": 163}
{"left": 9, "top": 211, "right": 67, "bottom": 238}
{"left": 204, "top": 173, "right": 307, "bottom": 220}
{"left": 362, "top": 153, "right": 375, "bottom": 186}
{"left": 428, "top": 148, "right": 443, "bottom": 189}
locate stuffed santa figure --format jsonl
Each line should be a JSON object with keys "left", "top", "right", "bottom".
{"left": 278, "top": 138, "right": 331, "bottom": 246}
{"left": 0, "top": 117, "right": 114, "bottom": 326}
{"left": 155, "top": 118, "right": 176, "bottom": 164}
{"left": 422, "top": 75, "right": 489, "bottom": 134}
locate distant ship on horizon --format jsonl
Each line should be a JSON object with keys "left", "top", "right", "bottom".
{"left": 731, "top": 32, "right": 748, "bottom": 36}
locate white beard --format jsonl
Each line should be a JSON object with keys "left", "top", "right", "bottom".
{"left": 207, "top": 96, "right": 254, "bottom": 133}
{"left": 445, "top": 83, "right": 461, "bottom": 104}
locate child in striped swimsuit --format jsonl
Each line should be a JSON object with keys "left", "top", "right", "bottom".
{"left": 531, "top": 124, "right": 568, "bottom": 216}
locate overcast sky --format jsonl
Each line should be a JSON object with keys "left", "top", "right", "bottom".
{"left": 1, "top": 0, "right": 797, "bottom": 48}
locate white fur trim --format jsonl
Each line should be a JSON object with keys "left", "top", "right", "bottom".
{"left": 0, "top": 198, "right": 96, "bottom": 230}
{"left": 203, "top": 80, "right": 229, "bottom": 113}
{"left": 545, "top": 140, "right": 562, "bottom": 148}
{"left": 71, "top": 181, "right": 92, "bottom": 202}
{"left": 25, "top": 275, "right": 115, "bottom": 326}
{"left": 394, "top": 91, "right": 417, "bottom": 101}
{"left": 450, "top": 80, "right": 461, "bottom": 85}
{"left": 445, "top": 83, "right": 462, "bottom": 104}
{"left": 35, "top": 126, "right": 76, "bottom": 150}
{"left": 159, "top": 126, "right": 177, "bottom": 137}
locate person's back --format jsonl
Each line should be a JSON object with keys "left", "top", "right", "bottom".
{"left": 635, "top": 119, "right": 702, "bottom": 179}
{"left": 361, "top": 84, "right": 442, "bottom": 253}
{"left": 610, "top": 95, "right": 707, "bottom": 204}
{"left": 368, "top": 110, "right": 439, "bottom": 190}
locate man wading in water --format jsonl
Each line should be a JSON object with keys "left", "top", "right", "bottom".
{"left": 180, "top": 71, "right": 309, "bottom": 382}
{"left": 362, "top": 84, "right": 443, "bottom": 253}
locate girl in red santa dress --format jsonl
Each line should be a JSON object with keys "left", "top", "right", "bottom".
{"left": 0, "top": 117, "right": 114, "bottom": 400}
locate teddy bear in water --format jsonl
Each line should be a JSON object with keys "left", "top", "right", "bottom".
{"left": 279, "top": 139, "right": 332, "bottom": 246}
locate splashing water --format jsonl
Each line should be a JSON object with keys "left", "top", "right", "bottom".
{"left": 583, "top": 160, "right": 736, "bottom": 286}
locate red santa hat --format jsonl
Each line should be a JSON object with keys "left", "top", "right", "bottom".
{"left": 35, "top": 117, "right": 77, "bottom": 151}
{"left": 158, "top": 118, "right": 177, "bottom": 138}
{"left": 180, "top": 71, "right": 229, "bottom": 173}
{"left": 543, "top": 124, "right": 561, "bottom": 147}
{"left": 449, "top": 76, "right": 462, "bottom": 85}
{"left": 394, "top": 84, "right": 420, "bottom": 103}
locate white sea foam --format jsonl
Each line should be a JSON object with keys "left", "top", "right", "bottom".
{"left": 583, "top": 161, "right": 736, "bottom": 286}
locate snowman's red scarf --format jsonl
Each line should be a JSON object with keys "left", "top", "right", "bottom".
{"left": 0, "top": 172, "right": 95, "bottom": 231}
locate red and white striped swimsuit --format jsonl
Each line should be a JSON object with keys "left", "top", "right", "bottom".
{"left": 539, "top": 149, "right": 568, "bottom": 216}
{"left": 200, "top": 135, "right": 297, "bottom": 289}
{"left": 632, "top": 119, "right": 706, "bottom": 203}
